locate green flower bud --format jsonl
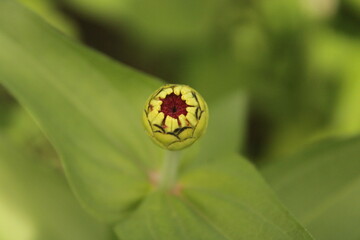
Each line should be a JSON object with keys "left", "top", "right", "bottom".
{"left": 143, "top": 84, "right": 208, "bottom": 151}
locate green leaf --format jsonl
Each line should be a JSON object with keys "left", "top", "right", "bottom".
{"left": 0, "top": 1, "right": 312, "bottom": 239}
{"left": 0, "top": 0, "right": 163, "bottom": 221}
{"left": 115, "top": 153, "right": 313, "bottom": 240}
{"left": 261, "top": 137, "right": 360, "bottom": 240}
{"left": 0, "top": 112, "right": 114, "bottom": 240}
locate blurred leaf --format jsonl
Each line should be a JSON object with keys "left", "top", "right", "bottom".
{"left": 261, "top": 136, "right": 360, "bottom": 240}
{"left": 64, "top": 0, "right": 234, "bottom": 47}
{"left": 301, "top": 28, "right": 360, "bottom": 139}
{"left": 180, "top": 46, "right": 242, "bottom": 103}
{"left": 0, "top": 0, "right": 164, "bottom": 222}
{"left": 0, "top": 1, "right": 313, "bottom": 239}
{"left": 0, "top": 115, "right": 114, "bottom": 240}
{"left": 61, "top": 0, "right": 128, "bottom": 22}
{"left": 3, "top": 106, "right": 62, "bottom": 169}
{"left": 120, "top": 0, "right": 222, "bottom": 47}
{"left": 318, "top": 31, "right": 360, "bottom": 135}
{"left": 116, "top": 153, "right": 313, "bottom": 240}
{"left": 258, "top": 0, "right": 307, "bottom": 35}
{"left": 19, "top": 0, "right": 78, "bottom": 37}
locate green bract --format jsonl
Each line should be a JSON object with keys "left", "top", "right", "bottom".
{"left": 143, "top": 84, "right": 208, "bottom": 150}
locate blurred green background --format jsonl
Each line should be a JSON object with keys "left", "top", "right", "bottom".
{"left": 3, "top": 0, "right": 360, "bottom": 160}
{"left": 1, "top": 0, "right": 360, "bottom": 239}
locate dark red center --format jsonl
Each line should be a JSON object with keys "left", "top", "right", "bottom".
{"left": 160, "top": 93, "right": 188, "bottom": 118}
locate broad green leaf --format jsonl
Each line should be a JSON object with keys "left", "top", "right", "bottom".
{"left": 0, "top": 112, "right": 114, "bottom": 240}
{"left": 0, "top": 0, "right": 164, "bottom": 221}
{"left": 261, "top": 136, "right": 360, "bottom": 240}
{"left": 0, "top": 1, "right": 313, "bottom": 239}
{"left": 115, "top": 153, "right": 313, "bottom": 240}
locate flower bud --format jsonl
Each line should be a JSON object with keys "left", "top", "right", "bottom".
{"left": 143, "top": 84, "right": 208, "bottom": 151}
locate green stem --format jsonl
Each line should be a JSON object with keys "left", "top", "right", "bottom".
{"left": 159, "top": 151, "right": 181, "bottom": 191}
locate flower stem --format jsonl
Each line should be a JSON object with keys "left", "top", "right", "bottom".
{"left": 159, "top": 151, "right": 181, "bottom": 191}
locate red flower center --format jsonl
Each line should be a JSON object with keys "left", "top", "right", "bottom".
{"left": 160, "top": 93, "right": 188, "bottom": 118}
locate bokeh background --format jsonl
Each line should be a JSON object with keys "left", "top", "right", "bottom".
{"left": 1, "top": 0, "right": 360, "bottom": 239}
{"left": 3, "top": 0, "right": 360, "bottom": 162}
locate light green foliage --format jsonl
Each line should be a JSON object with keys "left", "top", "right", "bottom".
{"left": 309, "top": 29, "right": 360, "bottom": 135}
{"left": 262, "top": 137, "right": 360, "bottom": 240}
{"left": 0, "top": 108, "right": 114, "bottom": 240}
{"left": 116, "top": 153, "right": 313, "bottom": 240}
{"left": 0, "top": 0, "right": 164, "bottom": 221}
{"left": 0, "top": 1, "right": 314, "bottom": 239}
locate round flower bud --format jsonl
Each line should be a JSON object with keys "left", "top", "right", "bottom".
{"left": 143, "top": 84, "right": 208, "bottom": 151}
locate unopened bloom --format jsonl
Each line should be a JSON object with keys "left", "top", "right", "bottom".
{"left": 143, "top": 84, "right": 208, "bottom": 150}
